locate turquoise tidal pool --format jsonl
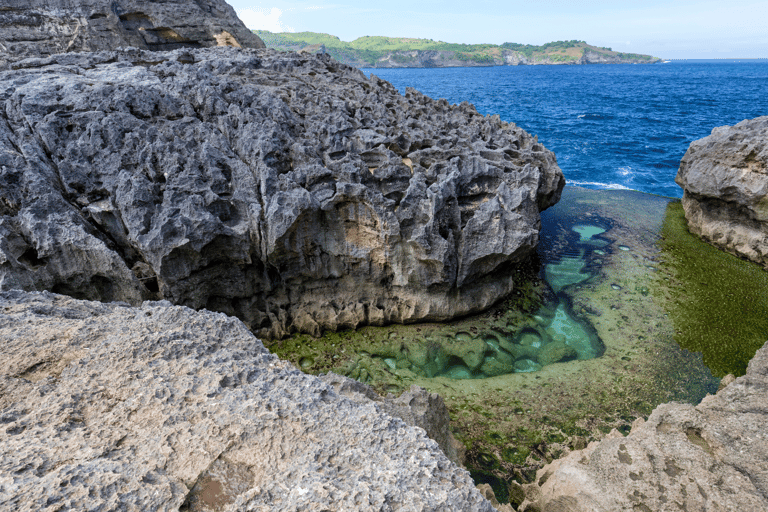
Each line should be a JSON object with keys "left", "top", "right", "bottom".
{"left": 268, "top": 186, "right": 768, "bottom": 492}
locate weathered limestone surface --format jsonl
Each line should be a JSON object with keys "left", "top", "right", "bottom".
{"left": 0, "top": 290, "right": 494, "bottom": 511}
{"left": 0, "top": 47, "right": 564, "bottom": 338}
{"left": 524, "top": 339, "right": 768, "bottom": 512}
{"left": 0, "top": 0, "right": 264, "bottom": 65}
{"left": 676, "top": 116, "right": 768, "bottom": 268}
{"left": 319, "top": 373, "right": 464, "bottom": 466}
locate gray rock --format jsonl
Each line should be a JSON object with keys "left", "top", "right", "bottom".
{"left": 675, "top": 116, "right": 768, "bottom": 268}
{"left": 524, "top": 338, "right": 768, "bottom": 511}
{"left": 0, "top": 289, "right": 494, "bottom": 511}
{"left": 0, "top": 0, "right": 264, "bottom": 65}
{"left": 320, "top": 373, "right": 465, "bottom": 466}
{"left": 0, "top": 47, "right": 564, "bottom": 338}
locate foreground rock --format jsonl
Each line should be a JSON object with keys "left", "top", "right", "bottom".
{"left": 524, "top": 338, "right": 768, "bottom": 511}
{"left": 676, "top": 116, "right": 768, "bottom": 268}
{"left": 0, "top": 47, "right": 564, "bottom": 338}
{"left": 0, "top": 290, "right": 493, "bottom": 511}
{"left": 0, "top": 0, "right": 264, "bottom": 65}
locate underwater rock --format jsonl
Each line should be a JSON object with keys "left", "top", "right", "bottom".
{"left": 537, "top": 340, "right": 577, "bottom": 366}
{"left": 0, "top": 0, "right": 264, "bottom": 66}
{"left": 545, "top": 249, "right": 590, "bottom": 293}
{"left": 0, "top": 290, "right": 493, "bottom": 511}
{"left": 0, "top": 47, "right": 564, "bottom": 338}
{"left": 528, "top": 338, "right": 768, "bottom": 512}
{"left": 676, "top": 116, "right": 768, "bottom": 268}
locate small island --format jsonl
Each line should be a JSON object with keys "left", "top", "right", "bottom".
{"left": 256, "top": 30, "right": 661, "bottom": 68}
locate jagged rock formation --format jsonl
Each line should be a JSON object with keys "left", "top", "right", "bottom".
{"left": 0, "top": 47, "right": 564, "bottom": 338}
{"left": 0, "top": 290, "right": 494, "bottom": 511}
{"left": 0, "top": 0, "right": 264, "bottom": 65}
{"left": 523, "top": 338, "right": 768, "bottom": 511}
{"left": 676, "top": 116, "right": 768, "bottom": 268}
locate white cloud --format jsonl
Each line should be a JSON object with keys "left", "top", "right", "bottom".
{"left": 236, "top": 7, "right": 295, "bottom": 32}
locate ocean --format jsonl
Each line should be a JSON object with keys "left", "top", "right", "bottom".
{"left": 363, "top": 60, "right": 768, "bottom": 198}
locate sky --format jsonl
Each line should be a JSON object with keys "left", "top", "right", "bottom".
{"left": 228, "top": 0, "right": 768, "bottom": 59}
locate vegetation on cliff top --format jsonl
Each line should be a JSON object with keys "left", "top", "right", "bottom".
{"left": 255, "top": 30, "right": 660, "bottom": 68}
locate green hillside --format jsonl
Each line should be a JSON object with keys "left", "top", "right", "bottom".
{"left": 255, "top": 30, "right": 660, "bottom": 68}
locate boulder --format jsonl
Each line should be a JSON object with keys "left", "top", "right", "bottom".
{"left": 524, "top": 339, "right": 768, "bottom": 511}
{"left": 0, "top": 47, "right": 564, "bottom": 338}
{"left": 0, "top": 0, "right": 264, "bottom": 65}
{"left": 0, "top": 289, "right": 494, "bottom": 511}
{"left": 676, "top": 116, "right": 768, "bottom": 268}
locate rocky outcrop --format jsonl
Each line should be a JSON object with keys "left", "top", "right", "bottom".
{"left": 0, "top": 289, "right": 494, "bottom": 511}
{"left": 0, "top": 0, "right": 264, "bottom": 65}
{"left": 0, "top": 47, "right": 564, "bottom": 338}
{"left": 676, "top": 116, "right": 768, "bottom": 268}
{"left": 523, "top": 338, "right": 768, "bottom": 511}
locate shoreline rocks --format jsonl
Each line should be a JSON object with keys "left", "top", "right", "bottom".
{"left": 523, "top": 338, "right": 768, "bottom": 511}
{"left": 675, "top": 116, "right": 768, "bottom": 268}
{"left": 0, "top": 47, "right": 564, "bottom": 338}
{"left": 0, "top": 290, "right": 494, "bottom": 511}
{"left": 0, "top": 0, "right": 264, "bottom": 66}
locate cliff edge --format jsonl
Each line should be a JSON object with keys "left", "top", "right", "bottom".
{"left": 0, "top": 0, "right": 265, "bottom": 65}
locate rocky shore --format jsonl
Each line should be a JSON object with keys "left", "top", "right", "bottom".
{"left": 524, "top": 338, "right": 768, "bottom": 511}
{"left": 676, "top": 116, "right": 768, "bottom": 269}
{"left": 0, "top": 46, "right": 563, "bottom": 339}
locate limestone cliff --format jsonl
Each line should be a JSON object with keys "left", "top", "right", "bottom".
{"left": 0, "top": 0, "right": 264, "bottom": 65}
{"left": 0, "top": 47, "right": 564, "bottom": 338}
{"left": 675, "top": 116, "right": 768, "bottom": 268}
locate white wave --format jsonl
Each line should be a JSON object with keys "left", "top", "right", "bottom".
{"left": 577, "top": 114, "right": 586, "bottom": 118}
{"left": 617, "top": 166, "right": 633, "bottom": 176}
{"left": 568, "top": 180, "right": 633, "bottom": 191}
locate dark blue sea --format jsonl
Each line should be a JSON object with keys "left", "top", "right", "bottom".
{"left": 362, "top": 60, "right": 768, "bottom": 198}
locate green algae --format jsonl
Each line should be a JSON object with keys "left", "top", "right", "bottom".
{"left": 269, "top": 187, "right": 726, "bottom": 501}
{"left": 659, "top": 201, "right": 768, "bottom": 377}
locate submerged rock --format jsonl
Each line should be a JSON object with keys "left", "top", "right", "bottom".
{"left": 526, "top": 338, "right": 768, "bottom": 511}
{"left": 0, "top": 0, "right": 264, "bottom": 66}
{"left": 0, "top": 47, "right": 564, "bottom": 338}
{"left": 676, "top": 116, "right": 768, "bottom": 268}
{"left": 0, "top": 290, "right": 493, "bottom": 511}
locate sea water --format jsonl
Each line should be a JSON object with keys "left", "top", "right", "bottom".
{"left": 363, "top": 61, "right": 768, "bottom": 198}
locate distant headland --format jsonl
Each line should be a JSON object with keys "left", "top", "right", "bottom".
{"left": 255, "top": 30, "right": 661, "bottom": 68}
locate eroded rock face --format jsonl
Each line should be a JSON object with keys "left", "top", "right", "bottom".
{"left": 676, "top": 116, "right": 768, "bottom": 268}
{"left": 524, "top": 338, "right": 768, "bottom": 511}
{"left": 0, "top": 290, "right": 494, "bottom": 511}
{"left": 0, "top": 47, "right": 564, "bottom": 338}
{"left": 0, "top": 0, "right": 264, "bottom": 65}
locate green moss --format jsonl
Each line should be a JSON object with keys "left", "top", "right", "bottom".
{"left": 659, "top": 201, "right": 768, "bottom": 376}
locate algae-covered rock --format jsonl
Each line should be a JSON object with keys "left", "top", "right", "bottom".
{"left": 530, "top": 339, "right": 768, "bottom": 512}
{"left": 537, "top": 340, "right": 578, "bottom": 366}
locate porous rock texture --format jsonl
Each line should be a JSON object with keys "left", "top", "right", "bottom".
{"left": 0, "top": 289, "right": 494, "bottom": 511}
{"left": 319, "top": 372, "right": 464, "bottom": 466}
{"left": 0, "top": 47, "right": 564, "bottom": 338}
{"left": 0, "top": 0, "right": 264, "bottom": 65}
{"left": 676, "top": 116, "right": 768, "bottom": 268}
{"left": 523, "top": 339, "right": 768, "bottom": 512}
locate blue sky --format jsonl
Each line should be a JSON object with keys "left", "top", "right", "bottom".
{"left": 228, "top": 0, "right": 768, "bottom": 59}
